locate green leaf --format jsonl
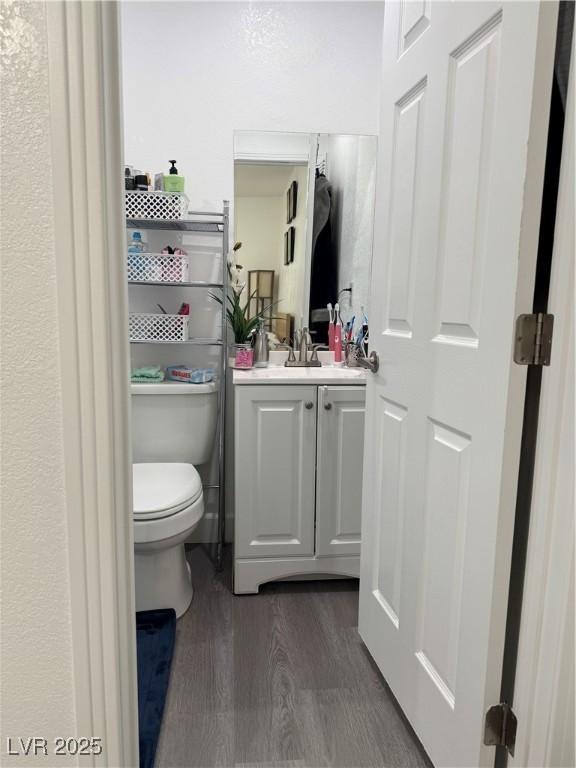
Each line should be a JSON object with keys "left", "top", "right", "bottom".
{"left": 210, "top": 288, "right": 282, "bottom": 343}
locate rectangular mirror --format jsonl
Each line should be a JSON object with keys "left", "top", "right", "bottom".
{"left": 234, "top": 130, "right": 377, "bottom": 346}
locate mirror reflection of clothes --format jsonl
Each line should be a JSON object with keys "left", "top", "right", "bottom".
{"left": 310, "top": 173, "right": 337, "bottom": 344}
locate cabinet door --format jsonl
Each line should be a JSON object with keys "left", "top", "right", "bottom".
{"left": 235, "top": 385, "right": 317, "bottom": 558}
{"left": 316, "top": 385, "right": 366, "bottom": 556}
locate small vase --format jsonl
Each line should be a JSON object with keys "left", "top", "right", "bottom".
{"left": 230, "top": 342, "right": 254, "bottom": 369}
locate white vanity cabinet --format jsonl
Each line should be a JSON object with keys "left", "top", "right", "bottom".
{"left": 234, "top": 382, "right": 365, "bottom": 594}
{"left": 315, "top": 386, "right": 365, "bottom": 556}
{"left": 235, "top": 385, "right": 317, "bottom": 559}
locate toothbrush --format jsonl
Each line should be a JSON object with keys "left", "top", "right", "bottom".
{"left": 361, "top": 307, "right": 369, "bottom": 355}
{"left": 334, "top": 303, "right": 342, "bottom": 363}
{"left": 327, "top": 303, "right": 335, "bottom": 351}
{"left": 348, "top": 315, "right": 356, "bottom": 342}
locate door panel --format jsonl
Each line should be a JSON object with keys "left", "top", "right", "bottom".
{"left": 416, "top": 420, "right": 471, "bottom": 707}
{"left": 359, "top": 2, "right": 556, "bottom": 766}
{"left": 315, "top": 386, "right": 365, "bottom": 557}
{"left": 400, "top": 1, "right": 431, "bottom": 56}
{"left": 235, "top": 385, "right": 316, "bottom": 558}
{"left": 434, "top": 13, "right": 502, "bottom": 345}
{"left": 385, "top": 78, "right": 426, "bottom": 338}
{"left": 373, "top": 396, "right": 408, "bottom": 628}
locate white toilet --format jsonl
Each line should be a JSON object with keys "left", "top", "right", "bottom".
{"left": 131, "top": 381, "right": 217, "bottom": 618}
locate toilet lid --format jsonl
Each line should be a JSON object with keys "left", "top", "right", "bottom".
{"left": 133, "top": 463, "right": 203, "bottom": 517}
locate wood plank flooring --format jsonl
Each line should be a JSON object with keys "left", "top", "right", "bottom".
{"left": 155, "top": 545, "right": 432, "bottom": 768}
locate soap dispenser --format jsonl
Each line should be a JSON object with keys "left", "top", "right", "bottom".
{"left": 253, "top": 319, "right": 269, "bottom": 368}
{"left": 163, "top": 160, "right": 185, "bottom": 193}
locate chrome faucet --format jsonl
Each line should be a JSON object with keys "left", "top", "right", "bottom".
{"left": 298, "top": 328, "right": 311, "bottom": 362}
{"left": 310, "top": 343, "right": 329, "bottom": 363}
{"left": 276, "top": 342, "right": 296, "bottom": 363}
{"left": 284, "top": 328, "right": 321, "bottom": 367}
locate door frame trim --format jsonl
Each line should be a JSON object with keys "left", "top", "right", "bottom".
{"left": 509, "top": 22, "right": 574, "bottom": 767}
{"left": 46, "top": 3, "right": 138, "bottom": 765}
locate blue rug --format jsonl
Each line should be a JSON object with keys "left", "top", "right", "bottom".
{"left": 136, "top": 609, "right": 176, "bottom": 768}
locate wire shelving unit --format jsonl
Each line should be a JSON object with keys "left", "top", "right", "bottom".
{"left": 126, "top": 201, "right": 229, "bottom": 569}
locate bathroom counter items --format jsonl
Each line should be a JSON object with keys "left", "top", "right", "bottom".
{"left": 233, "top": 365, "right": 367, "bottom": 386}
{"left": 131, "top": 366, "right": 214, "bottom": 384}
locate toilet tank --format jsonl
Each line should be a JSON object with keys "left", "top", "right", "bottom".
{"left": 131, "top": 382, "right": 218, "bottom": 464}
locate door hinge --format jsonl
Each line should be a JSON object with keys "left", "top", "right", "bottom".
{"left": 484, "top": 703, "right": 517, "bottom": 756}
{"left": 514, "top": 313, "right": 554, "bottom": 366}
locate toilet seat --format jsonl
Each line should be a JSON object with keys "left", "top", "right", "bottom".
{"left": 133, "top": 462, "right": 203, "bottom": 521}
{"left": 133, "top": 494, "right": 204, "bottom": 545}
{"left": 133, "top": 462, "right": 205, "bottom": 546}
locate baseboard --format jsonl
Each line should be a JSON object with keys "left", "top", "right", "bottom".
{"left": 185, "top": 512, "right": 217, "bottom": 544}
{"left": 185, "top": 512, "right": 235, "bottom": 544}
{"left": 234, "top": 555, "right": 360, "bottom": 594}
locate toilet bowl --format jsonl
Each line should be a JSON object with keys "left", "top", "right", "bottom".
{"left": 131, "top": 381, "right": 217, "bottom": 618}
{"left": 133, "top": 463, "right": 204, "bottom": 618}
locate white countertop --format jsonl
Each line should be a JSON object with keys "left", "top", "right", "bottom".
{"left": 233, "top": 365, "right": 367, "bottom": 386}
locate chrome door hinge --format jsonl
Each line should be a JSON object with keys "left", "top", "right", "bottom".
{"left": 484, "top": 703, "right": 518, "bottom": 756}
{"left": 514, "top": 313, "right": 554, "bottom": 366}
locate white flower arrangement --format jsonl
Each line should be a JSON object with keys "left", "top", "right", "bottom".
{"left": 211, "top": 241, "right": 277, "bottom": 343}
{"left": 227, "top": 241, "right": 245, "bottom": 295}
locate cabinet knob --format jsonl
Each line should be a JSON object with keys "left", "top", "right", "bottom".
{"left": 305, "top": 401, "right": 314, "bottom": 410}
{"left": 324, "top": 402, "right": 332, "bottom": 410}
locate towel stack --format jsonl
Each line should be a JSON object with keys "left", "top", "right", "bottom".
{"left": 131, "top": 365, "right": 165, "bottom": 384}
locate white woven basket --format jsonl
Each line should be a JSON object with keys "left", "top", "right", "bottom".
{"left": 129, "top": 313, "right": 189, "bottom": 342}
{"left": 125, "top": 191, "right": 189, "bottom": 220}
{"left": 127, "top": 253, "right": 190, "bottom": 283}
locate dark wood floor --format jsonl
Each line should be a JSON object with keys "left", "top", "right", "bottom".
{"left": 156, "top": 545, "right": 431, "bottom": 768}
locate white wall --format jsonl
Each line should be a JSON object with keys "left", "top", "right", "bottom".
{"left": 319, "top": 134, "right": 377, "bottom": 327}
{"left": 234, "top": 195, "right": 284, "bottom": 304}
{"left": 235, "top": 160, "right": 311, "bottom": 327}
{"left": 1, "top": 1, "right": 77, "bottom": 760}
{"left": 277, "top": 163, "right": 309, "bottom": 327}
{"left": 121, "top": 1, "right": 384, "bottom": 211}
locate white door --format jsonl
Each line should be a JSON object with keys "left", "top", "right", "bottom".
{"left": 235, "top": 385, "right": 317, "bottom": 558}
{"left": 358, "top": 2, "right": 556, "bottom": 766}
{"left": 316, "top": 385, "right": 365, "bottom": 557}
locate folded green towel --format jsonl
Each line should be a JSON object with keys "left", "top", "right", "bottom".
{"left": 131, "top": 366, "right": 165, "bottom": 383}
{"left": 132, "top": 365, "right": 162, "bottom": 378}
{"left": 131, "top": 373, "right": 165, "bottom": 383}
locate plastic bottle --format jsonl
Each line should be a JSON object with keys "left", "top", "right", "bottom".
{"left": 163, "top": 160, "right": 185, "bottom": 193}
{"left": 128, "top": 231, "right": 145, "bottom": 253}
{"left": 253, "top": 318, "right": 269, "bottom": 368}
{"left": 128, "top": 231, "right": 146, "bottom": 279}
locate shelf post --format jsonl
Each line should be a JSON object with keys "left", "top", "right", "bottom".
{"left": 216, "top": 201, "right": 229, "bottom": 570}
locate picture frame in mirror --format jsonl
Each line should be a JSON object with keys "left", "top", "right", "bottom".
{"left": 286, "top": 180, "right": 298, "bottom": 223}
